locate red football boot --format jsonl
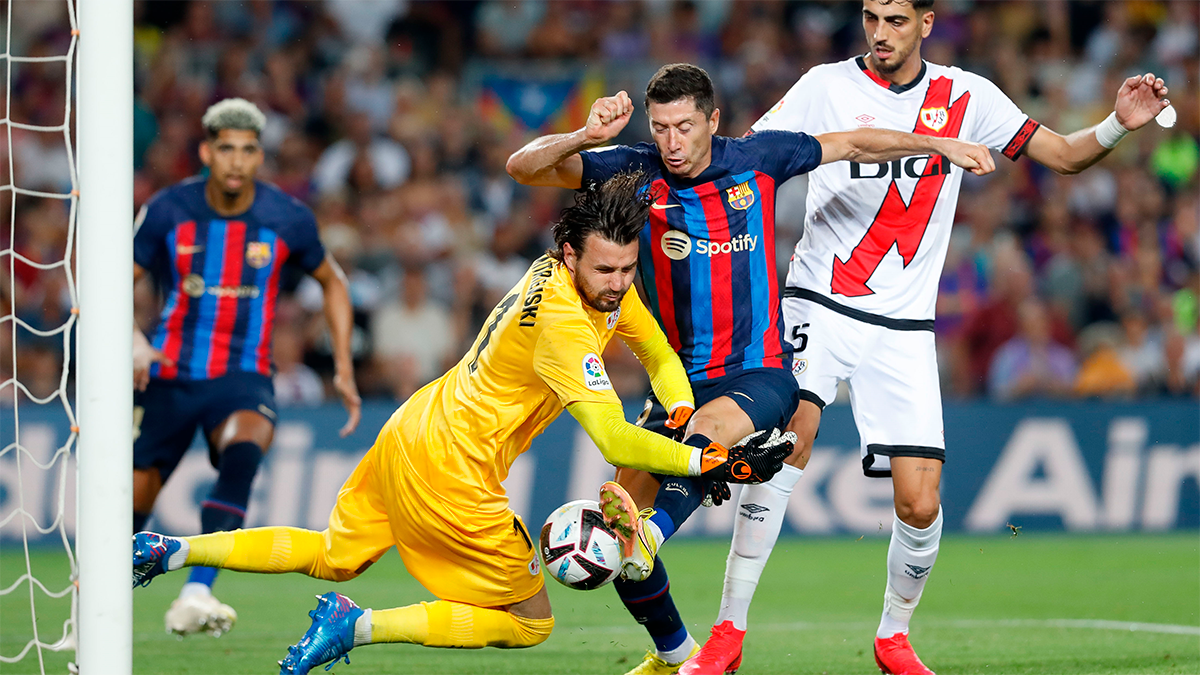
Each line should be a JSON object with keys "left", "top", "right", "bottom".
{"left": 679, "top": 621, "right": 745, "bottom": 675}
{"left": 874, "top": 633, "right": 935, "bottom": 675}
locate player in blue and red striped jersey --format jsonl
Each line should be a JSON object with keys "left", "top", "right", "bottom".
{"left": 132, "top": 98, "right": 361, "bottom": 639}
{"left": 507, "top": 63, "right": 991, "bottom": 674}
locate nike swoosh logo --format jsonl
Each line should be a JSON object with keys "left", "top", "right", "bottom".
{"left": 650, "top": 203, "right": 680, "bottom": 210}
{"left": 176, "top": 245, "right": 205, "bottom": 255}
{"left": 730, "top": 391, "right": 755, "bottom": 403}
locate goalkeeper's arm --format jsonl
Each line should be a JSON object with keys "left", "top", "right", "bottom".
{"left": 567, "top": 402, "right": 795, "bottom": 483}
{"left": 622, "top": 330, "right": 695, "bottom": 431}
{"left": 569, "top": 401, "right": 694, "bottom": 475}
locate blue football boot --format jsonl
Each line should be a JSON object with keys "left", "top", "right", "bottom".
{"left": 132, "top": 532, "right": 183, "bottom": 588}
{"left": 278, "top": 592, "right": 363, "bottom": 674}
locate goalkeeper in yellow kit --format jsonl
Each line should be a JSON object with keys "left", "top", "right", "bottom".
{"left": 131, "top": 172, "right": 795, "bottom": 675}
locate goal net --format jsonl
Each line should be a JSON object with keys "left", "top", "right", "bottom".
{"left": 0, "top": 1, "right": 80, "bottom": 673}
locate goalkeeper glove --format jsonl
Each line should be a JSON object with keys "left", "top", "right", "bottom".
{"left": 664, "top": 403, "right": 694, "bottom": 442}
{"left": 697, "top": 428, "right": 796, "bottom": 484}
{"left": 701, "top": 480, "right": 732, "bottom": 507}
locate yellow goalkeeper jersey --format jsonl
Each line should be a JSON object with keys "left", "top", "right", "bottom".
{"left": 379, "top": 254, "right": 663, "bottom": 515}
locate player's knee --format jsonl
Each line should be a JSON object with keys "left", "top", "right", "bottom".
{"left": 506, "top": 614, "right": 554, "bottom": 648}
{"left": 895, "top": 495, "right": 941, "bottom": 529}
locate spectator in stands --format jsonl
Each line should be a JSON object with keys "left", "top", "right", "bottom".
{"left": 274, "top": 324, "right": 326, "bottom": 408}
{"left": 371, "top": 266, "right": 456, "bottom": 401}
{"left": 1075, "top": 322, "right": 1137, "bottom": 398}
{"left": 312, "top": 111, "right": 410, "bottom": 197}
{"left": 1118, "top": 310, "right": 1166, "bottom": 394}
{"left": 989, "top": 299, "right": 1077, "bottom": 401}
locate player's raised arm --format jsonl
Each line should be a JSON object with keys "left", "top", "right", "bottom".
{"left": 505, "top": 91, "right": 635, "bottom": 188}
{"left": 815, "top": 128, "right": 996, "bottom": 176}
{"left": 310, "top": 254, "right": 361, "bottom": 437}
{"left": 1023, "top": 72, "right": 1170, "bottom": 175}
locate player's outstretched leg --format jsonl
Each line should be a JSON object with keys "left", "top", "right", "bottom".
{"left": 873, "top": 506, "right": 943, "bottom": 675}
{"left": 280, "top": 593, "right": 555, "bottom": 672}
{"left": 682, "top": 463, "right": 804, "bottom": 675}
{"left": 133, "top": 532, "right": 188, "bottom": 587}
{"left": 134, "top": 527, "right": 375, "bottom": 584}
{"left": 599, "top": 481, "right": 662, "bottom": 582}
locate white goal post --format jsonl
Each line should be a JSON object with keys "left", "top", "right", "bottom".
{"left": 76, "top": 0, "right": 134, "bottom": 673}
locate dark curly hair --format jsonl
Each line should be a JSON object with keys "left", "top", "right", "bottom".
{"left": 548, "top": 171, "right": 652, "bottom": 262}
{"left": 879, "top": 0, "right": 935, "bottom": 10}
{"left": 645, "top": 63, "right": 716, "bottom": 118}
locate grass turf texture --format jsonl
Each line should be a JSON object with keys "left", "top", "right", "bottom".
{"left": 2, "top": 533, "right": 1197, "bottom": 674}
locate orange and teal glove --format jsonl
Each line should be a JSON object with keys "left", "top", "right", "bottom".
{"left": 697, "top": 428, "right": 796, "bottom": 484}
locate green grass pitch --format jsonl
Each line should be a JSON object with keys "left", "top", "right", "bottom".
{"left": 3, "top": 533, "right": 1197, "bottom": 674}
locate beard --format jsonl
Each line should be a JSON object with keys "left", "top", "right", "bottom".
{"left": 578, "top": 282, "right": 625, "bottom": 313}
{"left": 871, "top": 40, "right": 917, "bottom": 75}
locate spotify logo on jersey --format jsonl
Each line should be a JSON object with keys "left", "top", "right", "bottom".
{"left": 661, "top": 229, "right": 758, "bottom": 260}
{"left": 661, "top": 230, "right": 692, "bottom": 260}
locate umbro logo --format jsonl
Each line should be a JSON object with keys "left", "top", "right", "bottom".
{"left": 739, "top": 503, "right": 769, "bottom": 522}
{"left": 904, "top": 563, "right": 931, "bottom": 579}
{"left": 855, "top": 114, "right": 875, "bottom": 126}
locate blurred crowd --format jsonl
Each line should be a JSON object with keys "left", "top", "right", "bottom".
{"left": 3, "top": 0, "right": 1198, "bottom": 407}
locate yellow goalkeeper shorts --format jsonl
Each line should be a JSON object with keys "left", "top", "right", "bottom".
{"left": 325, "top": 441, "right": 544, "bottom": 608}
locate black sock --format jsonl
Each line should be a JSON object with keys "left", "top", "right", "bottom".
{"left": 133, "top": 512, "right": 149, "bottom": 534}
{"left": 189, "top": 441, "right": 263, "bottom": 589}
{"left": 651, "top": 434, "right": 711, "bottom": 536}
{"left": 614, "top": 557, "right": 688, "bottom": 652}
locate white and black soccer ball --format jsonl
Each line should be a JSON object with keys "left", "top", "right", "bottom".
{"left": 539, "top": 499, "right": 621, "bottom": 590}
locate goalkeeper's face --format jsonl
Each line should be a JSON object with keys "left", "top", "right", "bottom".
{"left": 564, "top": 234, "right": 639, "bottom": 314}
{"left": 200, "top": 129, "right": 264, "bottom": 198}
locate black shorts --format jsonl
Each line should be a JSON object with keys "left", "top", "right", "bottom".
{"left": 637, "top": 366, "right": 800, "bottom": 440}
{"left": 133, "top": 371, "right": 276, "bottom": 481}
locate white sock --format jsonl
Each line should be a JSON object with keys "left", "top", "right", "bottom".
{"left": 178, "top": 582, "right": 211, "bottom": 600}
{"left": 658, "top": 633, "right": 696, "bottom": 664}
{"left": 353, "top": 608, "right": 373, "bottom": 647}
{"left": 877, "top": 507, "right": 942, "bottom": 639}
{"left": 716, "top": 464, "right": 803, "bottom": 631}
{"left": 166, "top": 539, "right": 190, "bottom": 572}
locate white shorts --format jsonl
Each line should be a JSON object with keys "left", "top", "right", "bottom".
{"left": 783, "top": 295, "right": 945, "bottom": 477}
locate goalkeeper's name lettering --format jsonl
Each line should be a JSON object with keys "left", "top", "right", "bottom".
{"left": 519, "top": 256, "right": 556, "bottom": 327}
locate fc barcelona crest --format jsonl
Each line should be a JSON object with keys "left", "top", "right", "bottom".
{"left": 919, "top": 106, "right": 948, "bottom": 132}
{"left": 245, "top": 242, "right": 272, "bottom": 269}
{"left": 725, "top": 181, "right": 755, "bottom": 210}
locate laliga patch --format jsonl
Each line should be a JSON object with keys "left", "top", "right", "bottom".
{"left": 920, "top": 106, "right": 948, "bottom": 132}
{"left": 792, "top": 358, "right": 808, "bottom": 375}
{"left": 528, "top": 555, "right": 540, "bottom": 576}
{"left": 581, "top": 353, "right": 612, "bottom": 391}
{"left": 606, "top": 306, "right": 621, "bottom": 330}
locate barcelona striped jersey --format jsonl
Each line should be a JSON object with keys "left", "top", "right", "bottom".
{"left": 133, "top": 177, "right": 326, "bottom": 381}
{"left": 580, "top": 132, "right": 822, "bottom": 380}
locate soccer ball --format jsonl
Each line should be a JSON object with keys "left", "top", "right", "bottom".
{"left": 538, "top": 499, "right": 622, "bottom": 590}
